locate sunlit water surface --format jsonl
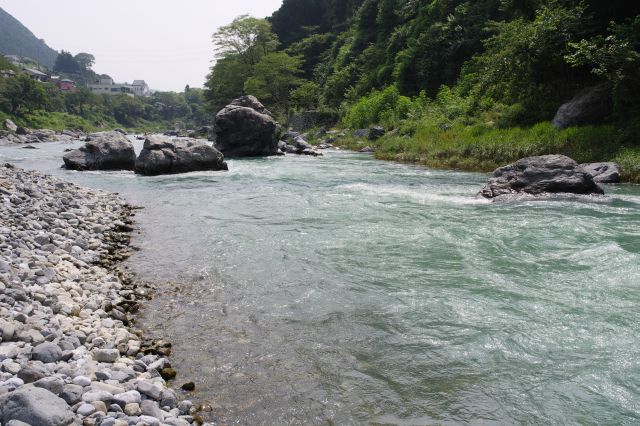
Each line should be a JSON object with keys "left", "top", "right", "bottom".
{"left": 2, "top": 140, "right": 640, "bottom": 425}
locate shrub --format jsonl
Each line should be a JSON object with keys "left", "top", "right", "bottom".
{"left": 343, "top": 85, "right": 414, "bottom": 129}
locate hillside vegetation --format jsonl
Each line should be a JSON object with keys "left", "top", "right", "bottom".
{"left": 0, "top": 7, "right": 58, "bottom": 68}
{"left": 205, "top": 0, "right": 640, "bottom": 181}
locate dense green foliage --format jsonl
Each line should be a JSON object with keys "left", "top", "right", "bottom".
{"left": 204, "top": 15, "right": 305, "bottom": 117}
{"left": 0, "top": 7, "right": 58, "bottom": 68}
{"left": 208, "top": 0, "right": 640, "bottom": 181}
{"left": 0, "top": 70, "right": 209, "bottom": 132}
{"left": 203, "top": 1, "right": 640, "bottom": 125}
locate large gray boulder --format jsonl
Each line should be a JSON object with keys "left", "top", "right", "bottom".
{"left": 135, "top": 136, "right": 228, "bottom": 176}
{"left": 63, "top": 131, "right": 135, "bottom": 171}
{"left": 479, "top": 155, "right": 604, "bottom": 199}
{"left": 0, "top": 386, "right": 76, "bottom": 426}
{"left": 581, "top": 162, "right": 620, "bottom": 184}
{"left": 31, "top": 341, "right": 63, "bottom": 363}
{"left": 553, "top": 84, "right": 612, "bottom": 129}
{"left": 214, "top": 96, "right": 281, "bottom": 157}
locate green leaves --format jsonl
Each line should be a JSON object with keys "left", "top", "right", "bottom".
{"left": 212, "top": 15, "right": 279, "bottom": 66}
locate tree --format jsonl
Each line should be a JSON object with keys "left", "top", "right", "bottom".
{"left": 566, "top": 15, "right": 640, "bottom": 118}
{"left": 205, "top": 55, "right": 251, "bottom": 114}
{"left": 65, "top": 88, "right": 93, "bottom": 116}
{"left": 460, "top": 1, "right": 588, "bottom": 123}
{"left": 74, "top": 53, "right": 95, "bottom": 70}
{"left": 53, "top": 51, "right": 81, "bottom": 74}
{"left": 243, "top": 52, "right": 303, "bottom": 116}
{"left": 291, "top": 80, "right": 322, "bottom": 110}
{"left": 1, "top": 74, "right": 47, "bottom": 116}
{"left": 212, "top": 15, "right": 279, "bottom": 66}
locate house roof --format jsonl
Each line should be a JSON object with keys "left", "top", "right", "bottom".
{"left": 25, "top": 68, "right": 46, "bottom": 76}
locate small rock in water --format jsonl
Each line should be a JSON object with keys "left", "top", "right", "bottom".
{"left": 181, "top": 382, "right": 195, "bottom": 391}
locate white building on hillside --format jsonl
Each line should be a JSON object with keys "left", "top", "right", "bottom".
{"left": 131, "top": 80, "right": 151, "bottom": 97}
{"left": 88, "top": 78, "right": 151, "bottom": 97}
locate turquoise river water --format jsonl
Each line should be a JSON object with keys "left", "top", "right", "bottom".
{"left": 2, "top": 140, "right": 640, "bottom": 425}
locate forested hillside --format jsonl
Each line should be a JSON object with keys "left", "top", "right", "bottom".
{"left": 0, "top": 7, "right": 58, "bottom": 69}
{"left": 204, "top": 0, "right": 640, "bottom": 180}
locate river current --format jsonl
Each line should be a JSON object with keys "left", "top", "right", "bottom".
{"left": 2, "top": 140, "right": 640, "bottom": 425}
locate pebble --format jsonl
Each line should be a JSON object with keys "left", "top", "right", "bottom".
{"left": 0, "top": 165, "right": 198, "bottom": 425}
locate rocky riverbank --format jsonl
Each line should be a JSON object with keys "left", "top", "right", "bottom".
{"left": 0, "top": 128, "right": 86, "bottom": 147}
{"left": 0, "top": 164, "right": 203, "bottom": 426}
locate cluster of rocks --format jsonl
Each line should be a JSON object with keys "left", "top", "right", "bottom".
{"left": 278, "top": 132, "right": 323, "bottom": 157}
{"left": 352, "top": 126, "right": 385, "bottom": 141}
{"left": 478, "top": 154, "right": 618, "bottom": 199}
{"left": 1, "top": 120, "right": 85, "bottom": 147}
{"left": 63, "top": 132, "right": 228, "bottom": 176}
{"left": 0, "top": 164, "right": 202, "bottom": 425}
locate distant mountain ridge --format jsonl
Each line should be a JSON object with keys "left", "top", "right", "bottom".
{"left": 0, "top": 7, "right": 58, "bottom": 69}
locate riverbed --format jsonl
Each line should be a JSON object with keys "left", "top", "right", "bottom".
{"left": 2, "top": 140, "right": 639, "bottom": 424}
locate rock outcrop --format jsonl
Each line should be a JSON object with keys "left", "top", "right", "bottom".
{"left": 214, "top": 96, "right": 281, "bottom": 157}
{"left": 581, "top": 162, "right": 620, "bottom": 184}
{"left": 479, "top": 155, "right": 604, "bottom": 199}
{"left": 552, "top": 84, "right": 612, "bottom": 129}
{"left": 4, "top": 119, "right": 17, "bottom": 132}
{"left": 63, "top": 131, "right": 136, "bottom": 171}
{"left": 135, "top": 136, "right": 227, "bottom": 176}
{"left": 368, "top": 126, "right": 385, "bottom": 140}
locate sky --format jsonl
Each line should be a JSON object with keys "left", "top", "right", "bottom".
{"left": 0, "top": 0, "right": 283, "bottom": 92}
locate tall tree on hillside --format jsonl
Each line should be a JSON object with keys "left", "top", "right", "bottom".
{"left": 53, "top": 51, "right": 81, "bottom": 74}
{"left": 243, "top": 52, "right": 303, "bottom": 116}
{"left": 206, "top": 15, "right": 281, "bottom": 113}
{"left": 212, "top": 15, "right": 279, "bottom": 66}
{"left": 74, "top": 53, "right": 95, "bottom": 70}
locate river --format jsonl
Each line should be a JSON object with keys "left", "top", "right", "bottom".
{"left": 2, "top": 140, "right": 639, "bottom": 425}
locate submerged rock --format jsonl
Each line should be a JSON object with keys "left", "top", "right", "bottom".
{"left": 580, "top": 162, "right": 620, "bottom": 184}
{"left": 63, "top": 131, "right": 136, "bottom": 171}
{"left": 214, "top": 95, "right": 281, "bottom": 157}
{"left": 479, "top": 154, "right": 604, "bottom": 199}
{"left": 135, "top": 136, "right": 228, "bottom": 176}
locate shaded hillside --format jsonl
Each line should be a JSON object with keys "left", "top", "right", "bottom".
{"left": 0, "top": 7, "right": 58, "bottom": 68}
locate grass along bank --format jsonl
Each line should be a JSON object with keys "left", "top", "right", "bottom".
{"left": 334, "top": 122, "right": 640, "bottom": 184}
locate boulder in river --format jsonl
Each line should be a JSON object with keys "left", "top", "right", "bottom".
{"left": 214, "top": 95, "right": 281, "bottom": 157}
{"left": 552, "top": 84, "right": 612, "bottom": 129}
{"left": 580, "top": 162, "right": 620, "bottom": 184}
{"left": 479, "top": 154, "right": 604, "bottom": 199}
{"left": 63, "top": 131, "right": 136, "bottom": 171}
{"left": 135, "top": 136, "right": 228, "bottom": 176}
